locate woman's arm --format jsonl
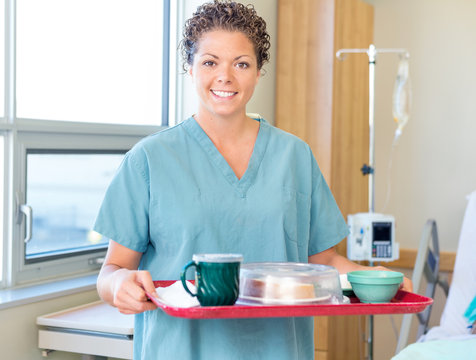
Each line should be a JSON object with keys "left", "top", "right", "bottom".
{"left": 97, "top": 240, "right": 159, "bottom": 314}
{"left": 309, "top": 246, "right": 413, "bottom": 292}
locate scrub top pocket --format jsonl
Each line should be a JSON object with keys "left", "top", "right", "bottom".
{"left": 282, "top": 187, "right": 311, "bottom": 261}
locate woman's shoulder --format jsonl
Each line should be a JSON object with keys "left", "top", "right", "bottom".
{"left": 132, "top": 118, "right": 193, "bottom": 150}
{"left": 121, "top": 119, "right": 194, "bottom": 168}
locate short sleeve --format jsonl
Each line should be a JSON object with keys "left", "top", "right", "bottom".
{"left": 93, "top": 147, "right": 150, "bottom": 253}
{"left": 308, "top": 153, "right": 349, "bottom": 255}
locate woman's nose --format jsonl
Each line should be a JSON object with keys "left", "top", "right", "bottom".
{"left": 216, "top": 66, "right": 233, "bottom": 83}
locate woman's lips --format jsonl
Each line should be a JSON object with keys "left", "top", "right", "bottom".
{"left": 211, "top": 89, "right": 237, "bottom": 98}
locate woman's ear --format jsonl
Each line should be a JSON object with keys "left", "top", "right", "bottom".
{"left": 255, "top": 70, "right": 261, "bottom": 85}
{"left": 188, "top": 66, "right": 195, "bottom": 84}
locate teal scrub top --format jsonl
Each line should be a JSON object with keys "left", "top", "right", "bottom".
{"left": 94, "top": 116, "right": 349, "bottom": 360}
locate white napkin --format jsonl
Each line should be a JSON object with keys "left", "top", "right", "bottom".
{"left": 340, "top": 273, "right": 352, "bottom": 290}
{"left": 155, "top": 280, "right": 200, "bottom": 308}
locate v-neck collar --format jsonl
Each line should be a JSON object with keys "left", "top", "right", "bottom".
{"left": 182, "top": 116, "right": 270, "bottom": 198}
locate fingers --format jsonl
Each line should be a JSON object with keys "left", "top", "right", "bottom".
{"left": 401, "top": 276, "right": 413, "bottom": 293}
{"left": 112, "top": 270, "right": 158, "bottom": 314}
{"left": 398, "top": 277, "right": 413, "bottom": 292}
{"left": 117, "top": 300, "right": 157, "bottom": 315}
{"left": 135, "top": 270, "right": 159, "bottom": 299}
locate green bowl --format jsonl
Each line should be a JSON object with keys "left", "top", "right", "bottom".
{"left": 347, "top": 271, "right": 403, "bottom": 303}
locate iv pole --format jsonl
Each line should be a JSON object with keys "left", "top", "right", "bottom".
{"left": 335, "top": 44, "right": 410, "bottom": 360}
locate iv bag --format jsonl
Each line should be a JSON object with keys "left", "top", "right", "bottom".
{"left": 392, "top": 57, "right": 411, "bottom": 143}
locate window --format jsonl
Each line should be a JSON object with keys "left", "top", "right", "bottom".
{"left": 0, "top": 136, "right": 4, "bottom": 282}
{"left": 0, "top": 0, "right": 4, "bottom": 117}
{"left": 16, "top": 0, "right": 165, "bottom": 125}
{"left": 25, "top": 151, "right": 124, "bottom": 263}
{"left": 2, "top": 0, "right": 174, "bottom": 287}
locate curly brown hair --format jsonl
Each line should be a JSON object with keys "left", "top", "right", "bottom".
{"left": 180, "top": 0, "right": 270, "bottom": 71}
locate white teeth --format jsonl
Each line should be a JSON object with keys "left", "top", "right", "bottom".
{"left": 212, "top": 90, "right": 236, "bottom": 98}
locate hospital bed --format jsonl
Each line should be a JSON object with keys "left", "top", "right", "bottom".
{"left": 392, "top": 191, "right": 476, "bottom": 359}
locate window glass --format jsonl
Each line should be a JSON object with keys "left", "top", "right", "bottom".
{"left": 25, "top": 151, "right": 123, "bottom": 262}
{"left": 0, "top": 0, "right": 4, "bottom": 117}
{"left": 0, "top": 136, "right": 3, "bottom": 280}
{"left": 16, "top": 0, "right": 163, "bottom": 125}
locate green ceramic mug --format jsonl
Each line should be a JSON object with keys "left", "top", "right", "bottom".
{"left": 180, "top": 254, "right": 243, "bottom": 306}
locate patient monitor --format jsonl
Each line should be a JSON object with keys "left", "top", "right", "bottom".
{"left": 347, "top": 212, "right": 399, "bottom": 262}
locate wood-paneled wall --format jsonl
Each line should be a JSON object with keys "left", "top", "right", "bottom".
{"left": 275, "top": 0, "right": 335, "bottom": 182}
{"left": 331, "top": 0, "right": 373, "bottom": 227}
{"left": 328, "top": 1, "right": 373, "bottom": 359}
{"left": 275, "top": 0, "right": 374, "bottom": 359}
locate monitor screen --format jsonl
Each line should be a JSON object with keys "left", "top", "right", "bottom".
{"left": 372, "top": 222, "right": 392, "bottom": 242}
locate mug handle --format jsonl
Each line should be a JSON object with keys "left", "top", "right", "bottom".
{"left": 180, "top": 260, "right": 198, "bottom": 297}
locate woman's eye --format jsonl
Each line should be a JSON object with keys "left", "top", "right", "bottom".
{"left": 236, "top": 62, "right": 249, "bottom": 69}
{"left": 203, "top": 60, "right": 215, "bottom": 67}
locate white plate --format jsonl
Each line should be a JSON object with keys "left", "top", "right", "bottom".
{"left": 236, "top": 293, "right": 332, "bottom": 305}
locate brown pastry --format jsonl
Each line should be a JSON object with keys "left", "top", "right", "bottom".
{"left": 241, "top": 277, "right": 315, "bottom": 300}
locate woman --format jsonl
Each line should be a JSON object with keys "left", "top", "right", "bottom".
{"left": 95, "top": 1, "right": 411, "bottom": 359}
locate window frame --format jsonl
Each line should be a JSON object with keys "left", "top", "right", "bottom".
{"left": 12, "top": 125, "right": 166, "bottom": 286}
{"left": 1, "top": 0, "right": 174, "bottom": 288}
{"left": 22, "top": 148, "right": 126, "bottom": 265}
{"left": 0, "top": 133, "right": 8, "bottom": 288}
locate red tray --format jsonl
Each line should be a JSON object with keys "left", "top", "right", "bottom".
{"left": 148, "top": 281, "right": 433, "bottom": 319}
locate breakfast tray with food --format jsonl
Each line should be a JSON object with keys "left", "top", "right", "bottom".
{"left": 149, "top": 280, "right": 433, "bottom": 319}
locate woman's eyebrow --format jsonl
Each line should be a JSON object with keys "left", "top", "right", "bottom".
{"left": 234, "top": 55, "right": 253, "bottom": 61}
{"left": 199, "top": 53, "right": 219, "bottom": 59}
{"left": 198, "top": 53, "right": 253, "bottom": 60}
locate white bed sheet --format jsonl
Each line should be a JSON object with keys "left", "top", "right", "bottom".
{"left": 392, "top": 336, "right": 476, "bottom": 360}
{"left": 394, "top": 191, "right": 476, "bottom": 359}
{"left": 421, "top": 190, "right": 476, "bottom": 340}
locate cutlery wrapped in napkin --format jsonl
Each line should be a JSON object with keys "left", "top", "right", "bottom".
{"left": 154, "top": 281, "right": 200, "bottom": 308}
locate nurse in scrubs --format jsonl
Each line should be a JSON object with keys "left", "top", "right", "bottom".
{"left": 95, "top": 1, "right": 412, "bottom": 359}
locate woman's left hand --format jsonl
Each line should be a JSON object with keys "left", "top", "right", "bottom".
{"left": 400, "top": 275, "right": 413, "bottom": 293}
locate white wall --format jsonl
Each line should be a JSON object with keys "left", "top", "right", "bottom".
{"left": 0, "top": 290, "right": 100, "bottom": 360}
{"left": 367, "top": 0, "right": 476, "bottom": 252}
{"left": 367, "top": 1, "right": 476, "bottom": 358}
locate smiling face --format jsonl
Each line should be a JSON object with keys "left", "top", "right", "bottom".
{"left": 190, "top": 30, "right": 261, "bottom": 121}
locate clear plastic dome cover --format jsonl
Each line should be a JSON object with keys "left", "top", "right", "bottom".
{"left": 238, "top": 262, "right": 344, "bottom": 305}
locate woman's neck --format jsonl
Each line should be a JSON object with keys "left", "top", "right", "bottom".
{"left": 193, "top": 112, "right": 258, "bottom": 147}
{"left": 193, "top": 112, "right": 260, "bottom": 179}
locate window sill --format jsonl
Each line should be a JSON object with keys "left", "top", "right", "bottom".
{"left": 0, "top": 274, "right": 97, "bottom": 310}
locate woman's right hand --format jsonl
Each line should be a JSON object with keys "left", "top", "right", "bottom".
{"left": 110, "top": 268, "right": 158, "bottom": 314}
{"left": 97, "top": 240, "right": 159, "bottom": 314}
